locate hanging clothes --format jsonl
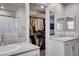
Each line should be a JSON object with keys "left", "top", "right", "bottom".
{"left": 35, "top": 19, "right": 44, "bottom": 31}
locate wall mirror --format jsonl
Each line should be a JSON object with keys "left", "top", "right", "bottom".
{"left": 66, "top": 16, "right": 76, "bottom": 31}
{"left": 56, "top": 17, "right": 64, "bottom": 31}
{"left": 0, "top": 16, "right": 19, "bottom": 35}
{"left": 49, "top": 11, "right": 54, "bottom": 35}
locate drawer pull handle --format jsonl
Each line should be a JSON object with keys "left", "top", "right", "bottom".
{"left": 65, "top": 44, "right": 69, "bottom": 46}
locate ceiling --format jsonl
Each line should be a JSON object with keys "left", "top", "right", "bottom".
{"left": 0, "top": 3, "right": 25, "bottom": 12}
{"left": 30, "top": 3, "right": 51, "bottom": 13}
{"left": 30, "top": 3, "right": 58, "bottom": 13}
{"left": 0, "top": 3, "right": 70, "bottom": 12}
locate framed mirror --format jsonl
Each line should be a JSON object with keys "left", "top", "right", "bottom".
{"left": 49, "top": 11, "right": 54, "bottom": 35}
{"left": 66, "top": 16, "right": 76, "bottom": 31}
{"left": 56, "top": 17, "right": 64, "bottom": 31}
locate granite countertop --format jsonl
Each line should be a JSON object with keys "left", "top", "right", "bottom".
{"left": 50, "top": 35, "right": 79, "bottom": 42}
{"left": 0, "top": 42, "right": 40, "bottom": 56}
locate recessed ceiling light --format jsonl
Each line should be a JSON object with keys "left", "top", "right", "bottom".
{"left": 1, "top": 6, "right": 4, "bottom": 9}
{"left": 41, "top": 5, "right": 44, "bottom": 9}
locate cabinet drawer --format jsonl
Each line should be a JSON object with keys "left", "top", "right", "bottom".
{"left": 17, "top": 49, "right": 40, "bottom": 56}
{"left": 64, "top": 40, "right": 77, "bottom": 46}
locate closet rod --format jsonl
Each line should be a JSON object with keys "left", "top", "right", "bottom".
{"left": 30, "top": 16, "right": 45, "bottom": 19}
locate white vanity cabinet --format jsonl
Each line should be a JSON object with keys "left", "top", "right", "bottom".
{"left": 64, "top": 40, "right": 78, "bottom": 56}
{"left": 48, "top": 37, "right": 78, "bottom": 56}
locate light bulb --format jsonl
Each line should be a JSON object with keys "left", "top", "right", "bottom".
{"left": 1, "top": 6, "right": 4, "bottom": 9}
{"left": 41, "top": 5, "right": 44, "bottom": 9}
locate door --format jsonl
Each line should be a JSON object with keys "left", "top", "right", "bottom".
{"left": 65, "top": 42, "right": 73, "bottom": 56}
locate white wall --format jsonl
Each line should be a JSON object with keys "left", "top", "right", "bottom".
{"left": 48, "top": 3, "right": 64, "bottom": 15}
{"left": 15, "top": 4, "right": 30, "bottom": 42}
{"left": 15, "top": 6, "right": 26, "bottom": 38}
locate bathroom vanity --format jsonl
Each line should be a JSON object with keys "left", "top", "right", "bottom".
{"left": 47, "top": 16, "right": 79, "bottom": 56}
{"left": 48, "top": 36, "right": 78, "bottom": 56}
{"left": 0, "top": 42, "right": 40, "bottom": 56}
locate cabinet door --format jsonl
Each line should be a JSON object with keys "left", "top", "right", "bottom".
{"left": 65, "top": 42, "right": 73, "bottom": 56}
{"left": 72, "top": 40, "right": 78, "bottom": 56}
{"left": 65, "top": 40, "right": 78, "bottom": 56}
{"left": 48, "top": 40, "right": 64, "bottom": 56}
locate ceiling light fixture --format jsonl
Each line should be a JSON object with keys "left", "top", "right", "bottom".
{"left": 1, "top": 6, "right": 4, "bottom": 9}
{"left": 41, "top": 5, "right": 44, "bottom": 9}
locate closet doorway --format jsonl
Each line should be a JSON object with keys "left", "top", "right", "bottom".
{"left": 29, "top": 3, "right": 46, "bottom": 56}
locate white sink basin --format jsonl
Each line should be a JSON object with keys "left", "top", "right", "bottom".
{"left": 0, "top": 44, "right": 20, "bottom": 55}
